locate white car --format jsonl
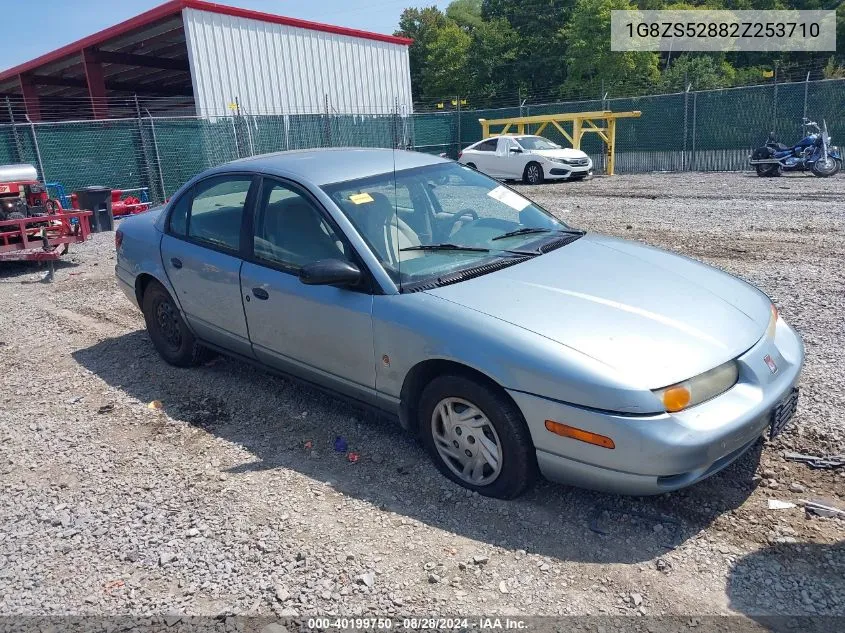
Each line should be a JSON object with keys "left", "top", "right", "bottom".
{"left": 458, "top": 135, "right": 592, "bottom": 184}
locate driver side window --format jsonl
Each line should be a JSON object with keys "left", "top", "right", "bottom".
{"left": 253, "top": 180, "right": 349, "bottom": 271}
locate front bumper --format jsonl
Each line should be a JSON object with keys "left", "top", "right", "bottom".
{"left": 509, "top": 317, "right": 804, "bottom": 495}
{"left": 546, "top": 159, "right": 592, "bottom": 179}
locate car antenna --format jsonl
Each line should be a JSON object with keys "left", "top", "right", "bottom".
{"left": 393, "top": 98, "right": 401, "bottom": 292}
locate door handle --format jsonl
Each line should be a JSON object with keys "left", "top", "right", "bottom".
{"left": 252, "top": 287, "right": 269, "bottom": 300}
{"left": 170, "top": 257, "right": 183, "bottom": 269}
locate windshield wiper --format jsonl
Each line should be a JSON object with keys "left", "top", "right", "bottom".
{"left": 400, "top": 243, "right": 490, "bottom": 253}
{"left": 491, "top": 227, "right": 551, "bottom": 241}
{"left": 492, "top": 227, "right": 585, "bottom": 241}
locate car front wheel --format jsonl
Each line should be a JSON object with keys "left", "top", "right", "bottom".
{"left": 419, "top": 374, "right": 536, "bottom": 499}
{"left": 523, "top": 162, "right": 544, "bottom": 185}
{"left": 142, "top": 280, "right": 211, "bottom": 367}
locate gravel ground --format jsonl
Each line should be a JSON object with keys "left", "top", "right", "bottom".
{"left": 0, "top": 171, "right": 842, "bottom": 622}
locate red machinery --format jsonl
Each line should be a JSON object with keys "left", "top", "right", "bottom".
{"left": 0, "top": 164, "right": 93, "bottom": 264}
{"left": 111, "top": 189, "right": 151, "bottom": 216}
{"left": 0, "top": 210, "right": 92, "bottom": 262}
{"left": 68, "top": 188, "right": 151, "bottom": 217}
{"left": 0, "top": 164, "right": 62, "bottom": 218}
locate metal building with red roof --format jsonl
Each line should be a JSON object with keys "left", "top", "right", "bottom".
{"left": 0, "top": 0, "right": 413, "bottom": 121}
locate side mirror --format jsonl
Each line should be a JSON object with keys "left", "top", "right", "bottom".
{"left": 509, "top": 147, "right": 522, "bottom": 153}
{"left": 299, "top": 259, "right": 361, "bottom": 287}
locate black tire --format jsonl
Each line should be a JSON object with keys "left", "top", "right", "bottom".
{"left": 142, "top": 280, "right": 211, "bottom": 367}
{"left": 811, "top": 157, "right": 840, "bottom": 177}
{"left": 418, "top": 374, "right": 537, "bottom": 499}
{"left": 523, "top": 162, "right": 544, "bottom": 185}
{"left": 755, "top": 164, "right": 781, "bottom": 177}
{"left": 466, "top": 162, "right": 477, "bottom": 170}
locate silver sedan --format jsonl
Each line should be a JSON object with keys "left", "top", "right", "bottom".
{"left": 115, "top": 149, "right": 804, "bottom": 498}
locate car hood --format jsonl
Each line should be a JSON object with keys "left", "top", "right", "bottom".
{"left": 531, "top": 148, "right": 589, "bottom": 159}
{"left": 426, "top": 234, "right": 771, "bottom": 389}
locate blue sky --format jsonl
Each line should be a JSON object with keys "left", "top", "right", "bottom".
{"left": 1, "top": 0, "right": 449, "bottom": 71}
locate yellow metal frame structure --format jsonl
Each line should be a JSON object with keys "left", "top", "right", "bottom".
{"left": 478, "top": 110, "right": 642, "bottom": 176}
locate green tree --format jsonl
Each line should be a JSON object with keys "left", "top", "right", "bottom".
{"left": 823, "top": 56, "right": 845, "bottom": 80}
{"left": 395, "top": 7, "right": 450, "bottom": 101}
{"left": 446, "top": 0, "right": 484, "bottom": 30}
{"left": 422, "top": 21, "right": 474, "bottom": 97}
{"left": 482, "top": 0, "right": 574, "bottom": 94}
{"left": 562, "top": 0, "right": 660, "bottom": 97}
{"left": 465, "top": 17, "right": 522, "bottom": 104}
{"left": 661, "top": 54, "right": 739, "bottom": 91}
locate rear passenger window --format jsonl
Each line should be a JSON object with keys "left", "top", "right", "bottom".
{"left": 475, "top": 139, "right": 498, "bottom": 152}
{"left": 187, "top": 176, "right": 252, "bottom": 251}
{"left": 168, "top": 192, "right": 190, "bottom": 236}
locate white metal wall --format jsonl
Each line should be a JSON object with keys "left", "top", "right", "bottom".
{"left": 182, "top": 8, "right": 413, "bottom": 118}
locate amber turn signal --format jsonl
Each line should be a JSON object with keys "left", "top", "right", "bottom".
{"left": 662, "top": 385, "right": 692, "bottom": 412}
{"left": 767, "top": 303, "right": 778, "bottom": 339}
{"left": 544, "top": 420, "right": 615, "bottom": 449}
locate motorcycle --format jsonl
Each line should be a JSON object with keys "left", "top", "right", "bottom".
{"left": 749, "top": 118, "right": 841, "bottom": 177}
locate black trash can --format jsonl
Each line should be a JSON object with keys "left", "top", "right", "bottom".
{"left": 75, "top": 186, "right": 113, "bottom": 233}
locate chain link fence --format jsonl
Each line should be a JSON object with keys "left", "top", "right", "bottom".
{"left": 1, "top": 77, "right": 843, "bottom": 205}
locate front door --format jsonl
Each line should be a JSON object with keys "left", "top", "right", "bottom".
{"left": 161, "top": 174, "right": 256, "bottom": 357}
{"left": 240, "top": 177, "right": 377, "bottom": 400}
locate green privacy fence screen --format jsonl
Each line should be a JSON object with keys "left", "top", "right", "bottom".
{"left": 1, "top": 78, "right": 843, "bottom": 204}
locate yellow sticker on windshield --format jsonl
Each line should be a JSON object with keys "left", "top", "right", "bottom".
{"left": 349, "top": 192, "right": 374, "bottom": 204}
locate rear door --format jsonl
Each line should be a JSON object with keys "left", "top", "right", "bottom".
{"left": 469, "top": 138, "right": 499, "bottom": 175}
{"left": 160, "top": 174, "right": 257, "bottom": 358}
{"left": 240, "top": 177, "right": 377, "bottom": 400}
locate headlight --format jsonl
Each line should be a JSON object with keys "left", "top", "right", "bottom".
{"left": 549, "top": 158, "right": 575, "bottom": 165}
{"left": 766, "top": 303, "right": 778, "bottom": 339}
{"left": 652, "top": 360, "right": 739, "bottom": 412}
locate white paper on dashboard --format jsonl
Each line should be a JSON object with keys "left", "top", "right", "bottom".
{"left": 487, "top": 185, "right": 531, "bottom": 211}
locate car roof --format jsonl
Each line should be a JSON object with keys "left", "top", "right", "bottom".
{"left": 470, "top": 135, "right": 547, "bottom": 146}
{"left": 208, "top": 148, "right": 449, "bottom": 186}
{"left": 480, "top": 134, "right": 545, "bottom": 140}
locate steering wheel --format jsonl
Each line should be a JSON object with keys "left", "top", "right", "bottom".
{"left": 447, "top": 208, "right": 478, "bottom": 233}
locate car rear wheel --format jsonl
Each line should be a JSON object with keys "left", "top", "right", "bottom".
{"left": 523, "top": 162, "right": 544, "bottom": 185}
{"left": 419, "top": 374, "right": 536, "bottom": 499}
{"left": 142, "top": 280, "right": 211, "bottom": 367}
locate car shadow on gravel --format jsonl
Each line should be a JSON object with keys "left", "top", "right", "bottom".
{"left": 0, "top": 258, "right": 78, "bottom": 281}
{"left": 73, "top": 330, "right": 761, "bottom": 565}
{"left": 726, "top": 540, "right": 845, "bottom": 631}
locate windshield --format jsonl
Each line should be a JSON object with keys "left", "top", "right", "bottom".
{"left": 516, "top": 136, "right": 560, "bottom": 150}
{"left": 322, "top": 162, "right": 575, "bottom": 289}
